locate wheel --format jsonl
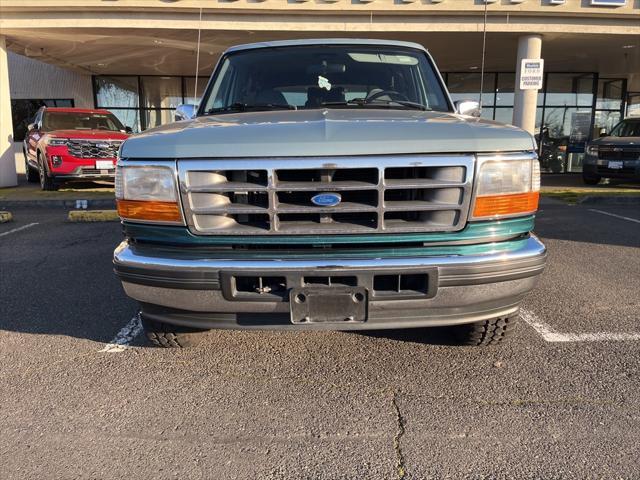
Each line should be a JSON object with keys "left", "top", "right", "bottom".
{"left": 582, "top": 174, "right": 601, "bottom": 185}
{"left": 37, "top": 153, "right": 58, "bottom": 191}
{"left": 451, "top": 315, "right": 517, "bottom": 346}
{"left": 141, "top": 316, "right": 207, "bottom": 348}
{"left": 24, "top": 152, "right": 39, "bottom": 183}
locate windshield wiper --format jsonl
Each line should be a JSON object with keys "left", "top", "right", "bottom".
{"left": 206, "top": 102, "right": 297, "bottom": 115}
{"left": 321, "top": 99, "right": 431, "bottom": 111}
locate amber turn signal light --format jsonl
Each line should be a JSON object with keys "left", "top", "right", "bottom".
{"left": 472, "top": 191, "right": 539, "bottom": 218}
{"left": 116, "top": 199, "right": 182, "bottom": 223}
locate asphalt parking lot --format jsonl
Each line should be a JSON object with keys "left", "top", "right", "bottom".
{"left": 1, "top": 199, "right": 639, "bottom": 479}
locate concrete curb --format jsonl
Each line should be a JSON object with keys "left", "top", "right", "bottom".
{"left": 0, "top": 199, "right": 116, "bottom": 209}
{"left": 0, "top": 211, "right": 13, "bottom": 223}
{"left": 67, "top": 210, "right": 120, "bottom": 222}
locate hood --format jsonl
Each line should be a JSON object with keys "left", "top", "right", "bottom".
{"left": 590, "top": 135, "right": 640, "bottom": 148}
{"left": 48, "top": 129, "right": 129, "bottom": 141}
{"left": 120, "top": 109, "right": 535, "bottom": 159}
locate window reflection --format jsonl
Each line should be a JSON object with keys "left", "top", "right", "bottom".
{"left": 107, "top": 109, "right": 141, "bottom": 133}
{"left": 447, "top": 73, "right": 495, "bottom": 107}
{"left": 183, "top": 77, "right": 208, "bottom": 106}
{"left": 141, "top": 76, "right": 182, "bottom": 109}
{"left": 94, "top": 75, "right": 207, "bottom": 132}
{"left": 495, "top": 74, "right": 515, "bottom": 107}
{"left": 544, "top": 74, "right": 594, "bottom": 107}
{"left": 95, "top": 76, "right": 139, "bottom": 109}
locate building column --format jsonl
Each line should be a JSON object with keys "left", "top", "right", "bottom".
{"left": 0, "top": 36, "right": 18, "bottom": 187}
{"left": 512, "top": 34, "right": 542, "bottom": 135}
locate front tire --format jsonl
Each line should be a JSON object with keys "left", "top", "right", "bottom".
{"left": 37, "top": 153, "right": 58, "bottom": 191}
{"left": 582, "top": 174, "right": 601, "bottom": 185}
{"left": 451, "top": 315, "right": 517, "bottom": 346}
{"left": 141, "top": 316, "right": 207, "bottom": 348}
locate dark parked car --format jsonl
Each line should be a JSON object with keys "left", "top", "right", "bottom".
{"left": 583, "top": 117, "right": 640, "bottom": 185}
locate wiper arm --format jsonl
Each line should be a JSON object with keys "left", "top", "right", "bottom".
{"left": 367, "top": 99, "right": 431, "bottom": 111}
{"left": 320, "top": 99, "right": 430, "bottom": 111}
{"left": 206, "top": 102, "right": 297, "bottom": 115}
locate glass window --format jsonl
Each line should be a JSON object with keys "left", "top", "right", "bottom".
{"left": 627, "top": 94, "right": 640, "bottom": 118}
{"left": 494, "top": 107, "right": 514, "bottom": 125}
{"left": 141, "top": 76, "right": 183, "bottom": 109}
{"left": 447, "top": 73, "right": 495, "bottom": 106}
{"left": 143, "top": 109, "right": 176, "bottom": 129}
{"left": 107, "top": 108, "right": 141, "bottom": 133}
{"left": 202, "top": 46, "right": 451, "bottom": 113}
{"left": 544, "top": 73, "right": 594, "bottom": 107}
{"left": 610, "top": 119, "right": 640, "bottom": 137}
{"left": 42, "top": 111, "right": 125, "bottom": 132}
{"left": 10, "top": 99, "right": 74, "bottom": 142}
{"left": 542, "top": 107, "right": 592, "bottom": 141}
{"left": 480, "top": 107, "right": 494, "bottom": 120}
{"left": 594, "top": 110, "right": 620, "bottom": 136}
{"left": 183, "top": 77, "right": 209, "bottom": 105}
{"left": 539, "top": 107, "right": 592, "bottom": 173}
{"left": 95, "top": 76, "right": 139, "bottom": 108}
{"left": 596, "top": 79, "right": 624, "bottom": 110}
{"left": 495, "top": 74, "right": 515, "bottom": 107}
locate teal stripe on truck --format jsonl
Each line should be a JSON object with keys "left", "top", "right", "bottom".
{"left": 122, "top": 215, "right": 535, "bottom": 246}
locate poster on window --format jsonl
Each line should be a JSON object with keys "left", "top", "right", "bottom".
{"left": 569, "top": 111, "right": 592, "bottom": 144}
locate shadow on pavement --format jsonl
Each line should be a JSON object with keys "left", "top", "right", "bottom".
{"left": 355, "top": 326, "right": 461, "bottom": 346}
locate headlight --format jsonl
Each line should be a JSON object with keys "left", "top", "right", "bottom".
{"left": 471, "top": 154, "right": 540, "bottom": 220}
{"left": 115, "top": 164, "right": 182, "bottom": 224}
{"left": 47, "top": 138, "right": 68, "bottom": 146}
{"left": 586, "top": 145, "right": 599, "bottom": 156}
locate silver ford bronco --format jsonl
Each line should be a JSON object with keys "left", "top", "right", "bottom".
{"left": 113, "top": 39, "right": 546, "bottom": 347}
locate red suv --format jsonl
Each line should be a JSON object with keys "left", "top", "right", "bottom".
{"left": 23, "top": 107, "right": 132, "bottom": 190}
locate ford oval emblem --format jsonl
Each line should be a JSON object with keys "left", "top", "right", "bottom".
{"left": 311, "top": 192, "right": 342, "bottom": 207}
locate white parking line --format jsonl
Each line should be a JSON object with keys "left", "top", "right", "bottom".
{"left": 588, "top": 209, "right": 640, "bottom": 225}
{"left": 100, "top": 313, "right": 143, "bottom": 352}
{"left": 521, "top": 309, "right": 640, "bottom": 343}
{"left": 0, "top": 222, "right": 39, "bottom": 238}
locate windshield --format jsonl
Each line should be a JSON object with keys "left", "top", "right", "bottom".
{"left": 201, "top": 45, "right": 451, "bottom": 114}
{"left": 42, "top": 111, "right": 125, "bottom": 132}
{"left": 609, "top": 120, "right": 640, "bottom": 138}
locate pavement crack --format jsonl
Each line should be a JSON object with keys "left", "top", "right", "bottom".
{"left": 391, "top": 390, "right": 407, "bottom": 479}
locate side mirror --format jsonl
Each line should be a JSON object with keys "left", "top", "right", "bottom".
{"left": 598, "top": 127, "right": 607, "bottom": 138}
{"left": 454, "top": 100, "right": 481, "bottom": 118}
{"left": 175, "top": 104, "right": 198, "bottom": 121}
{"left": 125, "top": 126, "right": 133, "bottom": 134}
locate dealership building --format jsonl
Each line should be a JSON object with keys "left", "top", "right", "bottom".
{"left": 0, "top": 0, "right": 638, "bottom": 187}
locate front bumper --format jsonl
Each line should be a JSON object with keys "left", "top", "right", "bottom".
{"left": 114, "top": 235, "right": 546, "bottom": 330}
{"left": 584, "top": 161, "right": 640, "bottom": 180}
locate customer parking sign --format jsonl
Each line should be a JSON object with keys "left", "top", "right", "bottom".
{"left": 519, "top": 59, "right": 544, "bottom": 90}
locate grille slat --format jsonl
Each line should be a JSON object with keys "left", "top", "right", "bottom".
{"left": 179, "top": 156, "right": 474, "bottom": 235}
{"left": 383, "top": 179, "right": 466, "bottom": 189}
{"left": 384, "top": 201, "right": 463, "bottom": 212}
{"left": 274, "top": 181, "right": 378, "bottom": 191}
{"left": 598, "top": 147, "right": 640, "bottom": 161}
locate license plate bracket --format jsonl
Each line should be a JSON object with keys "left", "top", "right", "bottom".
{"left": 290, "top": 286, "right": 367, "bottom": 324}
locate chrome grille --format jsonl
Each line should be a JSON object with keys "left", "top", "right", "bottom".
{"left": 598, "top": 146, "right": 640, "bottom": 161}
{"left": 67, "top": 139, "right": 122, "bottom": 159}
{"left": 178, "top": 155, "right": 474, "bottom": 235}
